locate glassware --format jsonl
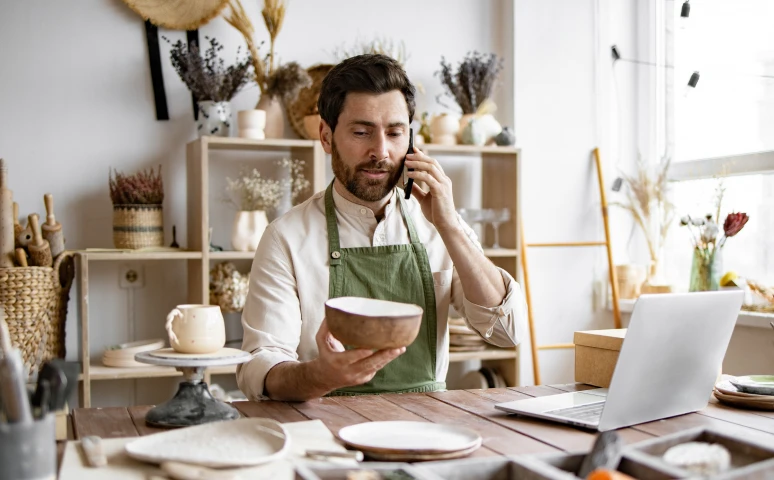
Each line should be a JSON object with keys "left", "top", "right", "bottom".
{"left": 486, "top": 208, "right": 511, "bottom": 249}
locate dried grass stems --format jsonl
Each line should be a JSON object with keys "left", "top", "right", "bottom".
{"left": 224, "top": 159, "right": 310, "bottom": 212}
{"left": 109, "top": 166, "right": 164, "bottom": 205}
{"left": 225, "top": 0, "right": 310, "bottom": 101}
{"left": 436, "top": 51, "right": 504, "bottom": 114}
{"left": 167, "top": 36, "right": 253, "bottom": 102}
{"left": 611, "top": 156, "right": 675, "bottom": 266}
{"left": 331, "top": 36, "right": 409, "bottom": 65}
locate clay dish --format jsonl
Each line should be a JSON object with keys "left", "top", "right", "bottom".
{"left": 324, "top": 297, "right": 423, "bottom": 349}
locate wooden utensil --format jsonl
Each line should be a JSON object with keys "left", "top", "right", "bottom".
{"left": 161, "top": 461, "right": 242, "bottom": 480}
{"left": 14, "top": 248, "right": 27, "bottom": 267}
{"left": 81, "top": 436, "right": 107, "bottom": 467}
{"left": 27, "top": 213, "right": 52, "bottom": 267}
{"left": 13, "top": 202, "right": 23, "bottom": 246}
{"left": 41, "top": 193, "right": 65, "bottom": 258}
{"left": 0, "top": 159, "right": 14, "bottom": 268}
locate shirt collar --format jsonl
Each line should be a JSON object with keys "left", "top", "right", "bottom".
{"left": 331, "top": 185, "right": 398, "bottom": 219}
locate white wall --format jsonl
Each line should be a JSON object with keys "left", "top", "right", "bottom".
{"left": 1, "top": 0, "right": 517, "bottom": 406}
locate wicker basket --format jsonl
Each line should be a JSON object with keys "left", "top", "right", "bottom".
{"left": 284, "top": 64, "right": 335, "bottom": 139}
{"left": 0, "top": 253, "right": 75, "bottom": 378}
{"left": 113, "top": 204, "right": 164, "bottom": 249}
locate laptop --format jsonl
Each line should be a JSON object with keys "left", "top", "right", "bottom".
{"left": 495, "top": 289, "right": 745, "bottom": 431}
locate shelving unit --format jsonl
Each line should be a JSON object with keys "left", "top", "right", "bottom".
{"left": 75, "top": 137, "right": 521, "bottom": 407}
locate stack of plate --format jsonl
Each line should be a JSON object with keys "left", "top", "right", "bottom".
{"left": 102, "top": 339, "right": 165, "bottom": 368}
{"left": 448, "top": 317, "right": 487, "bottom": 352}
{"left": 337, "top": 421, "right": 482, "bottom": 462}
{"left": 713, "top": 375, "right": 774, "bottom": 410}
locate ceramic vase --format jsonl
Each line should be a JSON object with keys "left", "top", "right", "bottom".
{"left": 237, "top": 110, "right": 266, "bottom": 139}
{"left": 256, "top": 95, "right": 285, "bottom": 139}
{"left": 231, "top": 210, "right": 268, "bottom": 252}
{"left": 197, "top": 101, "right": 232, "bottom": 137}
{"left": 461, "top": 117, "right": 487, "bottom": 146}
{"left": 429, "top": 113, "right": 459, "bottom": 145}
{"left": 303, "top": 114, "right": 321, "bottom": 140}
{"left": 689, "top": 247, "right": 723, "bottom": 292}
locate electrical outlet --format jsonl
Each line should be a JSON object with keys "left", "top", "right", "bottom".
{"left": 119, "top": 265, "right": 145, "bottom": 289}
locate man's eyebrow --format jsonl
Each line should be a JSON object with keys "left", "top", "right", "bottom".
{"left": 347, "top": 120, "right": 408, "bottom": 128}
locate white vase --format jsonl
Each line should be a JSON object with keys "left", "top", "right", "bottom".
{"left": 231, "top": 210, "right": 268, "bottom": 251}
{"left": 256, "top": 95, "right": 285, "bottom": 139}
{"left": 197, "top": 101, "right": 232, "bottom": 137}
{"left": 429, "top": 113, "right": 460, "bottom": 145}
{"left": 237, "top": 110, "right": 266, "bottom": 139}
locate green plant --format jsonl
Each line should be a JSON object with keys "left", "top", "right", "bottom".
{"left": 109, "top": 166, "right": 164, "bottom": 205}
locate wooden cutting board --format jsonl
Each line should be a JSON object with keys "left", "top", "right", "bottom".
{"left": 59, "top": 419, "right": 351, "bottom": 479}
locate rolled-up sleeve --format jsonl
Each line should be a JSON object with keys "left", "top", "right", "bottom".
{"left": 453, "top": 267, "right": 528, "bottom": 348}
{"left": 236, "top": 224, "right": 302, "bottom": 401}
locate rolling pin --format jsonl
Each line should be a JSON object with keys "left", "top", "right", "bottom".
{"left": 13, "top": 202, "right": 23, "bottom": 246}
{"left": 14, "top": 248, "right": 27, "bottom": 267}
{"left": 27, "top": 213, "right": 52, "bottom": 267}
{"left": 41, "top": 193, "right": 65, "bottom": 258}
{"left": 0, "top": 159, "right": 14, "bottom": 268}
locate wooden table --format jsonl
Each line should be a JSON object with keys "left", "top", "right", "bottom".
{"left": 66, "top": 383, "right": 774, "bottom": 465}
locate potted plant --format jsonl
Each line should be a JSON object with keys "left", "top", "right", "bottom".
{"left": 167, "top": 36, "right": 253, "bottom": 137}
{"left": 679, "top": 179, "right": 749, "bottom": 291}
{"left": 225, "top": 0, "right": 311, "bottom": 138}
{"left": 110, "top": 166, "right": 164, "bottom": 249}
{"left": 224, "top": 159, "right": 310, "bottom": 251}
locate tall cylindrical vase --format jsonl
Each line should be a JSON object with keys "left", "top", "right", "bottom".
{"left": 197, "top": 101, "right": 232, "bottom": 137}
{"left": 256, "top": 95, "right": 285, "bottom": 139}
{"left": 231, "top": 210, "right": 269, "bottom": 252}
{"left": 689, "top": 247, "right": 723, "bottom": 292}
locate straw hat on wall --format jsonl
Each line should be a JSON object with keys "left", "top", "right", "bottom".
{"left": 121, "top": 0, "right": 229, "bottom": 30}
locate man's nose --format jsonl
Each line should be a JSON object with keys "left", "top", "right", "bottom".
{"left": 369, "top": 132, "right": 390, "bottom": 161}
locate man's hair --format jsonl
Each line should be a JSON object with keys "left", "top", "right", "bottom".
{"left": 318, "top": 54, "right": 416, "bottom": 132}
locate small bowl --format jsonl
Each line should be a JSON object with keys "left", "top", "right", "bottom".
{"left": 729, "top": 375, "right": 774, "bottom": 396}
{"left": 324, "top": 297, "right": 423, "bottom": 349}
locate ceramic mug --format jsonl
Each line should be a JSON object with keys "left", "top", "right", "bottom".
{"left": 165, "top": 304, "right": 226, "bottom": 354}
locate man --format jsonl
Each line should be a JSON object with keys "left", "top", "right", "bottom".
{"left": 237, "top": 54, "right": 527, "bottom": 401}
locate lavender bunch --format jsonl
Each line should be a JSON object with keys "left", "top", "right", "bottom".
{"left": 109, "top": 166, "right": 164, "bottom": 205}
{"left": 167, "top": 36, "right": 252, "bottom": 102}
{"left": 436, "top": 52, "right": 504, "bottom": 114}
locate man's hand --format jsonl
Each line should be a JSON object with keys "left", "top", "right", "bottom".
{"left": 309, "top": 318, "right": 406, "bottom": 392}
{"left": 405, "top": 147, "right": 460, "bottom": 234}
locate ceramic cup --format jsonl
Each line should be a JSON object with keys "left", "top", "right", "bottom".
{"left": 165, "top": 304, "right": 226, "bottom": 354}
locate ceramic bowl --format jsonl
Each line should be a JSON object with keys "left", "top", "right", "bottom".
{"left": 324, "top": 297, "right": 423, "bottom": 349}
{"left": 729, "top": 375, "right": 774, "bottom": 396}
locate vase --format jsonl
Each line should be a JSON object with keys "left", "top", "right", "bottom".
{"left": 113, "top": 204, "right": 163, "bottom": 249}
{"left": 237, "top": 109, "right": 266, "bottom": 139}
{"left": 303, "top": 114, "right": 321, "bottom": 140}
{"left": 689, "top": 247, "right": 723, "bottom": 292}
{"left": 256, "top": 95, "right": 285, "bottom": 139}
{"left": 231, "top": 210, "right": 269, "bottom": 252}
{"left": 429, "top": 113, "right": 459, "bottom": 145}
{"left": 460, "top": 117, "right": 487, "bottom": 146}
{"left": 197, "top": 101, "right": 232, "bottom": 137}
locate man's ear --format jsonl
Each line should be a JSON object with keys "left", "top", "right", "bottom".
{"left": 320, "top": 120, "right": 333, "bottom": 154}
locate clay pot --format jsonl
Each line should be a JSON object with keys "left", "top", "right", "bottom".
{"left": 324, "top": 297, "right": 423, "bottom": 349}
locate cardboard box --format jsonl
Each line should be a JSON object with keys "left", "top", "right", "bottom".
{"left": 574, "top": 329, "right": 626, "bottom": 388}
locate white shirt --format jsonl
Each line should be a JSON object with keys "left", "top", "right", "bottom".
{"left": 237, "top": 187, "right": 528, "bottom": 400}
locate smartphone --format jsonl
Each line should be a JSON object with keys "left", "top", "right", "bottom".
{"left": 404, "top": 127, "right": 415, "bottom": 199}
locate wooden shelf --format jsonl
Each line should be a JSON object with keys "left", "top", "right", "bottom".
{"left": 483, "top": 248, "right": 519, "bottom": 258}
{"left": 203, "top": 136, "right": 317, "bottom": 151}
{"left": 449, "top": 348, "right": 518, "bottom": 362}
{"left": 83, "top": 363, "right": 237, "bottom": 381}
{"left": 209, "top": 251, "right": 256, "bottom": 260}
{"left": 77, "top": 250, "right": 202, "bottom": 261}
{"left": 422, "top": 144, "right": 520, "bottom": 155}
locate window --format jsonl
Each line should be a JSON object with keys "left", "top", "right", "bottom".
{"left": 663, "top": 0, "right": 774, "bottom": 290}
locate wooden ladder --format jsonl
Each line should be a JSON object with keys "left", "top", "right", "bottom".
{"left": 520, "top": 148, "right": 621, "bottom": 385}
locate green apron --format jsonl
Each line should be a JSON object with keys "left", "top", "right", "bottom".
{"left": 325, "top": 182, "right": 445, "bottom": 395}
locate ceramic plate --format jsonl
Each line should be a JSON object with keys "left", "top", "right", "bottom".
{"left": 713, "top": 389, "right": 774, "bottom": 410}
{"left": 729, "top": 375, "right": 774, "bottom": 396}
{"left": 337, "top": 421, "right": 482, "bottom": 456}
{"left": 359, "top": 442, "right": 482, "bottom": 462}
{"left": 125, "top": 417, "right": 289, "bottom": 468}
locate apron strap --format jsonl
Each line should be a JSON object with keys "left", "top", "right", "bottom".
{"left": 324, "top": 182, "right": 343, "bottom": 266}
{"left": 397, "top": 189, "right": 421, "bottom": 245}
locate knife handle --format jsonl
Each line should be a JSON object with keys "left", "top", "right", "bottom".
{"left": 81, "top": 435, "right": 107, "bottom": 467}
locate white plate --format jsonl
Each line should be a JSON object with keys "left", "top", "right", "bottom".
{"left": 125, "top": 418, "right": 289, "bottom": 468}
{"left": 337, "top": 421, "right": 482, "bottom": 455}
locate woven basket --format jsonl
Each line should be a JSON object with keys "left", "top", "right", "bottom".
{"left": 284, "top": 64, "right": 335, "bottom": 139}
{"left": 113, "top": 204, "right": 164, "bottom": 249}
{"left": 0, "top": 253, "right": 75, "bottom": 378}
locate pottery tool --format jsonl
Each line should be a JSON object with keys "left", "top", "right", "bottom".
{"left": 305, "top": 449, "right": 364, "bottom": 461}
{"left": 578, "top": 431, "right": 623, "bottom": 478}
{"left": 81, "top": 436, "right": 107, "bottom": 468}
{"left": 0, "top": 159, "right": 14, "bottom": 268}
{"left": 27, "top": 213, "right": 52, "bottom": 267}
{"left": 0, "top": 308, "right": 33, "bottom": 424}
{"left": 12, "top": 202, "right": 23, "bottom": 247}
{"left": 41, "top": 193, "right": 65, "bottom": 259}
{"left": 161, "top": 461, "right": 242, "bottom": 480}
{"left": 14, "top": 248, "right": 27, "bottom": 267}
{"left": 403, "top": 128, "right": 415, "bottom": 199}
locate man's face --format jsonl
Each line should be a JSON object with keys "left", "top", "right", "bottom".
{"left": 324, "top": 91, "right": 410, "bottom": 202}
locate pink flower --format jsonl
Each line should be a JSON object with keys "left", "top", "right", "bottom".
{"left": 723, "top": 212, "right": 749, "bottom": 238}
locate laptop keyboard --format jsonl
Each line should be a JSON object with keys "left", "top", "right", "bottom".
{"left": 545, "top": 402, "right": 605, "bottom": 423}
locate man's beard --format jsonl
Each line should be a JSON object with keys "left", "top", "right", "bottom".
{"left": 331, "top": 139, "right": 402, "bottom": 202}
